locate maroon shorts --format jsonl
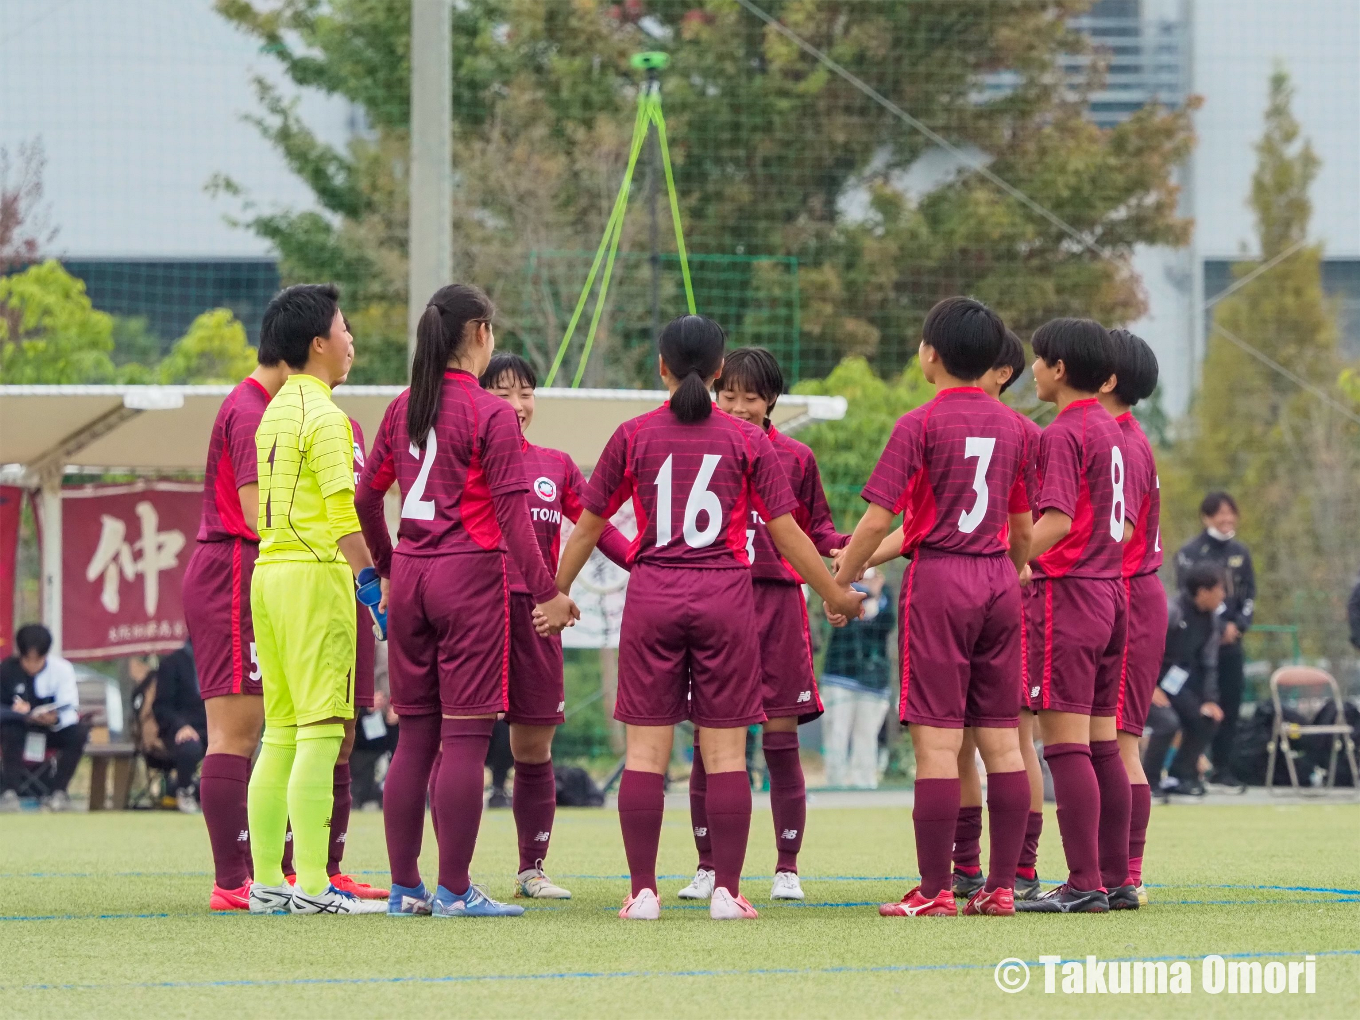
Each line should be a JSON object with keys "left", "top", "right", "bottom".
{"left": 355, "top": 602, "right": 376, "bottom": 710}
{"left": 617, "top": 564, "right": 765, "bottom": 729}
{"left": 1115, "top": 573, "right": 1169, "bottom": 735}
{"left": 1019, "top": 583, "right": 1036, "bottom": 712}
{"left": 506, "top": 593, "right": 566, "bottom": 726}
{"left": 898, "top": 551, "right": 1022, "bottom": 729}
{"left": 387, "top": 550, "right": 508, "bottom": 717}
{"left": 753, "top": 580, "right": 822, "bottom": 723}
{"left": 1025, "top": 576, "right": 1127, "bottom": 716}
{"left": 182, "top": 538, "right": 262, "bottom": 698}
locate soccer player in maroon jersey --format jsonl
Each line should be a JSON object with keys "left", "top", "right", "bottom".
{"left": 835, "top": 297, "right": 1036, "bottom": 918}
{"left": 1015, "top": 317, "right": 1140, "bottom": 914}
{"left": 672, "top": 346, "right": 848, "bottom": 904}
{"left": 479, "top": 352, "right": 632, "bottom": 900}
{"left": 1098, "top": 329, "right": 1162, "bottom": 907}
{"left": 355, "top": 285, "right": 579, "bottom": 918}
{"left": 555, "top": 315, "right": 866, "bottom": 921}
{"left": 181, "top": 328, "right": 291, "bottom": 911}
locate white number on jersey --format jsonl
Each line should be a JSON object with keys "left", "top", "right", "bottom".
{"left": 249, "top": 641, "right": 261, "bottom": 683}
{"left": 1153, "top": 474, "right": 1161, "bottom": 552}
{"left": 653, "top": 454, "right": 725, "bottom": 549}
{"left": 957, "top": 436, "right": 997, "bottom": 534}
{"left": 401, "top": 429, "right": 438, "bottom": 521}
{"left": 1109, "top": 445, "right": 1126, "bottom": 540}
{"left": 746, "top": 529, "right": 756, "bottom": 563}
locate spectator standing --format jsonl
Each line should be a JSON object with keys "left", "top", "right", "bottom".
{"left": 0, "top": 624, "right": 88, "bottom": 811}
{"left": 351, "top": 640, "right": 397, "bottom": 810}
{"left": 1175, "top": 492, "right": 1255, "bottom": 785}
{"left": 153, "top": 642, "right": 208, "bottom": 814}
{"left": 820, "top": 569, "right": 895, "bottom": 789}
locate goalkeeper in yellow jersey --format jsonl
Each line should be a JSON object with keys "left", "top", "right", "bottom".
{"left": 246, "top": 284, "right": 386, "bottom": 915}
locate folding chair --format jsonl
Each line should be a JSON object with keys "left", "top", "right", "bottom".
{"left": 1266, "top": 666, "right": 1360, "bottom": 796}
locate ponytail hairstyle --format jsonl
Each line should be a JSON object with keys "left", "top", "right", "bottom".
{"left": 658, "top": 314, "right": 726, "bottom": 423}
{"left": 407, "top": 284, "right": 495, "bottom": 446}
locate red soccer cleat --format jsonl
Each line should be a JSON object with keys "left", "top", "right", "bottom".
{"left": 209, "top": 880, "right": 252, "bottom": 911}
{"left": 963, "top": 885, "right": 1016, "bottom": 916}
{"left": 879, "top": 886, "right": 957, "bottom": 917}
{"left": 330, "top": 873, "right": 390, "bottom": 900}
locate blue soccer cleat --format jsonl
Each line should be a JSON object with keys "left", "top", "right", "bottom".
{"left": 432, "top": 884, "right": 525, "bottom": 918}
{"left": 388, "top": 881, "right": 435, "bottom": 916}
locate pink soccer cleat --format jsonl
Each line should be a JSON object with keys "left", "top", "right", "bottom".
{"left": 710, "top": 887, "right": 759, "bottom": 920}
{"left": 619, "top": 888, "right": 661, "bottom": 920}
{"left": 330, "top": 873, "right": 390, "bottom": 900}
{"left": 879, "top": 886, "right": 957, "bottom": 917}
{"left": 209, "top": 880, "right": 252, "bottom": 911}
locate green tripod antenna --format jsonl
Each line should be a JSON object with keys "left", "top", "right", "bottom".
{"left": 543, "top": 52, "right": 696, "bottom": 388}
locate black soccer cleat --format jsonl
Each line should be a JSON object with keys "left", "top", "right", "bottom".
{"left": 951, "top": 869, "right": 985, "bottom": 900}
{"left": 1107, "top": 884, "right": 1141, "bottom": 910}
{"left": 1013, "top": 873, "right": 1043, "bottom": 901}
{"left": 1014, "top": 883, "right": 1109, "bottom": 913}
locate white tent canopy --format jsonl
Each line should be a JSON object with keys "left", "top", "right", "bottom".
{"left": 0, "top": 384, "right": 846, "bottom": 651}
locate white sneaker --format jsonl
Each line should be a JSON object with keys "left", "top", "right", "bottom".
{"left": 771, "top": 871, "right": 805, "bottom": 900}
{"left": 176, "top": 789, "right": 200, "bottom": 815}
{"left": 677, "top": 867, "right": 716, "bottom": 900}
{"left": 710, "top": 886, "right": 759, "bottom": 920}
{"left": 290, "top": 883, "right": 389, "bottom": 915}
{"left": 516, "top": 866, "right": 572, "bottom": 899}
{"left": 619, "top": 888, "right": 661, "bottom": 920}
{"left": 0, "top": 790, "right": 19, "bottom": 812}
{"left": 43, "top": 790, "right": 71, "bottom": 812}
{"left": 248, "top": 881, "right": 294, "bottom": 915}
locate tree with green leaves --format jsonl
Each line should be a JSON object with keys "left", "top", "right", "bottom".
{"left": 0, "top": 260, "right": 117, "bottom": 384}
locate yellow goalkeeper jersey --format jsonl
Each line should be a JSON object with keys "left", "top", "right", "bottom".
{"left": 255, "top": 373, "right": 356, "bottom": 564}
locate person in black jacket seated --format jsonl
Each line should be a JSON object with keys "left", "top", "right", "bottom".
{"left": 153, "top": 641, "right": 208, "bottom": 814}
{"left": 1143, "top": 564, "right": 1227, "bottom": 797}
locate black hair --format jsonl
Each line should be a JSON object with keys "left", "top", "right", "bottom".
{"left": 480, "top": 352, "right": 537, "bottom": 391}
{"left": 659, "top": 314, "right": 726, "bottom": 423}
{"left": 1108, "top": 328, "right": 1159, "bottom": 406}
{"left": 716, "top": 346, "right": 783, "bottom": 409}
{"left": 921, "top": 296, "right": 1006, "bottom": 381}
{"left": 1200, "top": 491, "right": 1239, "bottom": 518}
{"left": 1030, "top": 317, "right": 1117, "bottom": 394}
{"left": 408, "top": 284, "right": 495, "bottom": 446}
{"left": 15, "top": 623, "right": 52, "bottom": 658}
{"left": 1183, "top": 562, "right": 1226, "bottom": 596}
{"left": 994, "top": 328, "right": 1027, "bottom": 395}
{"left": 258, "top": 283, "right": 340, "bottom": 370}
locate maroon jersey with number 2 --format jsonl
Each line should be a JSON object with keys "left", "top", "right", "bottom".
{"left": 582, "top": 404, "right": 798, "bottom": 729}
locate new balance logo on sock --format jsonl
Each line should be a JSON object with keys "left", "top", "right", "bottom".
{"left": 796, "top": 690, "right": 812, "bottom": 703}
{"left": 781, "top": 829, "right": 799, "bottom": 840}
{"left": 534, "top": 831, "right": 550, "bottom": 842}
{"left": 694, "top": 826, "right": 708, "bottom": 838}
{"left": 237, "top": 830, "right": 249, "bottom": 842}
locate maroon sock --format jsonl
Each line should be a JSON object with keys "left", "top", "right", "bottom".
{"left": 1091, "top": 740, "right": 1131, "bottom": 889}
{"left": 428, "top": 748, "right": 442, "bottom": 835}
{"left": 1018, "top": 810, "right": 1043, "bottom": 877}
{"left": 762, "top": 730, "right": 806, "bottom": 874}
{"left": 952, "top": 806, "right": 983, "bottom": 873}
{"left": 913, "top": 778, "right": 961, "bottom": 898}
{"left": 688, "top": 740, "right": 713, "bottom": 871}
{"left": 618, "top": 769, "right": 665, "bottom": 896}
{"left": 706, "top": 770, "right": 752, "bottom": 897}
{"left": 199, "top": 753, "right": 252, "bottom": 888}
{"left": 434, "top": 718, "right": 494, "bottom": 895}
{"left": 327, "top": 762, "right": 352, "bottom": 878}
{"left": 1044, "top": 743, "right": 1103, "bottom": 891}
{"left": 383, "top": 713, "right": 440, "bottom": 889}
{"left": 984, "top": 771, "right": 1030, "bottom": 892}
{"left": 1129, "top": 782, "right": 1151, "bottom": 884}
{"left": 281, "top": 823, "right": 294, "bottom": 878}
{"left": 513, "top": 759, "right": 557, "bottom": 873}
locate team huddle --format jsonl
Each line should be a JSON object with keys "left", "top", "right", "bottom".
{"left": 183, "top": 280, "right": 1166, "bottom": 920}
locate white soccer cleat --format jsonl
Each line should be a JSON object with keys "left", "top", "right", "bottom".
{"left": 516, "top": 867, "right": 572, "bottom": 899}
{"left": 289, "top": 883, "right": 389, "bottom": 915}
{"left": 677, "top": 868, "right": 716, "bottom": 901}
{"left": 710, "top": 887, "right": 759, "bottom": 920}
{"left": 770, "top": 871, "right": 805, "bottom": 901}
{"left": 248, "top": 881, "right": 295, "bottom": 915}
{"left": 619, "top": 888, "right": 661, "bottom": 920}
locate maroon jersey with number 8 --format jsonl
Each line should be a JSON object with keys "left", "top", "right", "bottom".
{"left": 582, "top": 405, "right": 798, "bottom": 569}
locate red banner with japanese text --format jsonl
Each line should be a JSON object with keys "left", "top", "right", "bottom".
{"left": 0, "top": 486, "right": 21, "bottom": 657}
{"left": 60, "top": 480, "right": 201, "bottom": 660}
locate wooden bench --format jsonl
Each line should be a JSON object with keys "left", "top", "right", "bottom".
{"left": 86, "top": 742, "right": 138, "bottom": 811}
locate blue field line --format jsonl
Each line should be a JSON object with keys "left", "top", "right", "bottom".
{"left": 10, "top": 948, "right": 1359, "bottom": 994}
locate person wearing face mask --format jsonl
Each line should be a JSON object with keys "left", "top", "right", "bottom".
{"left": 1174, "top": 492, "right": 1255, "bottom": 788}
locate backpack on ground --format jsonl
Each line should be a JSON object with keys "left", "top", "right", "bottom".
{"left": 555, "top": 764, "right": 605, "bottom": 807}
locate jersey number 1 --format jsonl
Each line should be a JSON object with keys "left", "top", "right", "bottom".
{"left": 654, "top": 454, "right": 723, "bottom": 549}
{"left": 958, "top": 437, "right": 996, "bottom": 534}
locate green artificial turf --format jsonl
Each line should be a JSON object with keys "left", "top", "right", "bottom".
{"left": 2, "top": 799, "right": 1357, "bottom": 1018}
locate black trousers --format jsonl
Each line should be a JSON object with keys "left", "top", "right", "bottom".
{"left": 170, "top": 732, "right": 206, "bottom": 792}
{"left": 486, "top": 719, "right": 513, "bottom": 792}
{"left": 352, "top": 711, "right": 398, "bottom": 807}
{"left": 1, "top": 721, "right": 89, "bottom": 794}
{"left": 1143, "top": 689, "right": 1219, "bottom": 784}
{"left": 1209, "top": 642, "right": 1244, "bottom": 773}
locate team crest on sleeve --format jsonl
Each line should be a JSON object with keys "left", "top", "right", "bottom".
{"left": 534, "top": 476, "right": 558, "bottom": 502}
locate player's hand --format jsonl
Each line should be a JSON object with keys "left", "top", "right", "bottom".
{"left": 826, "top": 585, "right": 867, "bottom": 624}
{"left": 378, "top": 577, "right": 390, "bottom": 614}
{"left": 13, "top": 698, "right": 30, "bottom": 715}
{"left": 830, "top": 547, "right": 845, "bottom": 573}
{"left": 31, "top": 708, "right": 58, "bottom": 726}
{"left": 1017, "top": 563, "right": 1032, "bottom": 587}
{"left": 1221, "top": 622, "right": 1240, "bottom": 644}
{"left": 175, "top": 725, "right": 198, "bottom": 745}
{"left": 1151, "top": 687, "right": 1170, "bottom": 708}
{"left": 1201, "top": 701, "right": 1224, "bottom": 722}
{"left": 533, "top": 592, "right": 580, "bottom": 636}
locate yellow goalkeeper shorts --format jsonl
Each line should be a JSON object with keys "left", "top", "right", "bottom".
{"left": 251, "top": 561, "right": 356, "bottom": 727}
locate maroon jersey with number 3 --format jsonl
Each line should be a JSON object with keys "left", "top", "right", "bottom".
{"left": 582, "top": 405, "right": 798, "bottom": 569}
{"left": 197, "top": 377, "right": 269, "bottom": 542}
{"left": 747, "top": 426, "right": 848, "bottom": 583}
{"left": 1116, "top": 412, "right": 1161, "bottom": 578}
{"left": 862, "top": 387, "right": 1032, "bottom": 557}
{"left": 1032, "top": 398, "right": 1137, "bottom": 580}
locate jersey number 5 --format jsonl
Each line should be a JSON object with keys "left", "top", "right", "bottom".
{"left": 958, "top": 437, "right": 996, "bottom": 534}
{"left": 1109, "top": 445, "right": 1126, "bottom": 540}
{"left": 654, "top": 454, "right": 723, "bottom": 549}
{"left": 402, "top": 429, "right": 438, "bottom": 521}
